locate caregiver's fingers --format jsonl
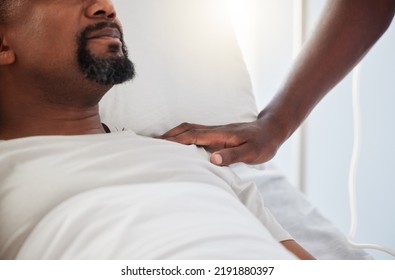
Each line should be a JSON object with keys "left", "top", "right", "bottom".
{"left": 160, "top": 122, "right": 220, "bottom": 139}
{"left": 160, "top": 120, "right": 283, "bottom": 166}
{"left": 163, "top": 127, "right": 242, "bottom": 148}
{"left": 161, "top": 122, "right": 280, "bottom": 166}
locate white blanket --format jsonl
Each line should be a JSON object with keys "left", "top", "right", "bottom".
{"left": 14, "top": 182, "right": 293, "bottom": 260}
{"left": 0, "top": 132, "right": 294, "bottom": 260}
{"left": 232, "top": 164, "right": 373, "bottom": 260}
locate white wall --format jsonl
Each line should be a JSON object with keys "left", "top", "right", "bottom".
{"left": 232, "top": 0, "right": 395, "bottom": 259}
{"left": 305, "top": 0, "right": 395, "bottom": 260}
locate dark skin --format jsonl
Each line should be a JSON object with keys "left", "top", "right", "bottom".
{"left": 0, "top": 0, "right": 314, "bottom": 260}
{"left": 161, "top": 0, "right": 395, "bottom": 167}
{"left": 0, "top": 0, "right": 122, "bottom": 139}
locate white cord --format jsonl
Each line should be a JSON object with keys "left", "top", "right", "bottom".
{"left": 348, "top": 63, "right": 395, "bottom": 258}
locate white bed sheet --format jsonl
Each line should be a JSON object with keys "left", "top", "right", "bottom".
{"left": 15, "top": 182, "right": 294, "bottom": 260}
{"left": 0, "top": 132, "right": 293, "bottom": 260}
{"left": 0, "top": 132, "right": 372, "bottom": 260}
{"left": 231, "top": 164, "right": 373, "bottom": 260}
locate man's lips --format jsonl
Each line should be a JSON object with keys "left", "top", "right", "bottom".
{"left": 87, "top": 27, "right": 122, "bottom": 40}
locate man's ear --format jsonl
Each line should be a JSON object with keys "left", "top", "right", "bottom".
{"left": 0, "top": 34, "right": 16, "bottom": 65}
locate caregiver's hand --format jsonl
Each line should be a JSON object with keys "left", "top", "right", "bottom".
{"left": 161, "top": 0, "right": 395, "bottom": 167}
{"left": 160, "top": 114, "right": 289, "bottom": 166}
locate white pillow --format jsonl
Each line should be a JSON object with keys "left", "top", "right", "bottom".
{"left": 100, "top": 0, "right": 258, "bottom": 136}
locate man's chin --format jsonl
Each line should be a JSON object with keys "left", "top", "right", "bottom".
{"left": 77, "top": 29, "right": 135, "bottom": 86}
{"left": 78, "top": 55, "right": 135, "bottom": 86}
{"left": 86, "top": 40, "right": 124, "bottom": 57}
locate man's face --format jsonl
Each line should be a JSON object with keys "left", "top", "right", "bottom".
{"left": 4, "top": 0, "right": 134, "bottom": 90}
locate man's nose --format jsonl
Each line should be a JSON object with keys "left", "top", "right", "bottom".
{"left": 85, "top": 0, "right": 117, "bottom": 20}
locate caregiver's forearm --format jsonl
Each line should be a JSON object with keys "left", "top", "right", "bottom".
{"left": 259, "top": 0, "right": 395, "bottom": 141}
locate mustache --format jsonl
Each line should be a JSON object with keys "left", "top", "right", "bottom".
{"left": 80, "top": 21, "right": 124, "bottom": 41}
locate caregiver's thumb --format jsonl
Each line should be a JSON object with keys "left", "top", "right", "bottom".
{"left": 209, "top": 144, "right": 257, "bottom": 166}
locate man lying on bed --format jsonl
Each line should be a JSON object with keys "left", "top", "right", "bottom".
{"left": 0, "top": 0, "right": 314, "bottom": 260}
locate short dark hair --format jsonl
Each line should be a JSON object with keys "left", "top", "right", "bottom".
{"left": 0, "top": 1, "right": 10, "bottom": 24}
{"left": 0, "top": 0, "right": 8, "bottom": 23}
{"left": 0, "top": 1, "right": 21, "bottom": 24}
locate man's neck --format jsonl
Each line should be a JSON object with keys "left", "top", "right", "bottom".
{"left": 0, "top": 103, "right": 107, "bottom": 140}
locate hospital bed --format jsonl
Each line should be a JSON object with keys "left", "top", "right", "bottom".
{"left": 99, "top": 0, "right": 371, "bottom": 259}
{"left": 0, "top": 0, "right": 372, "bottom": 259}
